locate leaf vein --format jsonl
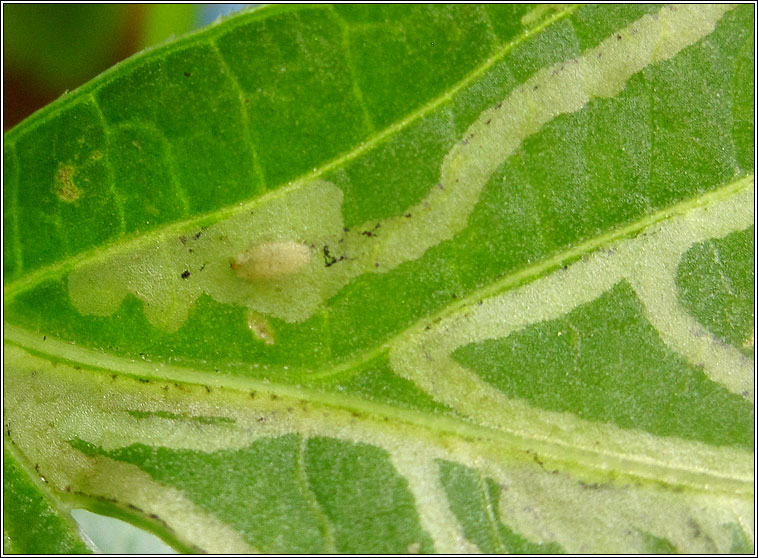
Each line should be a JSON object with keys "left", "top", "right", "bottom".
{"left": 478, "top": 472, "right": 506, "bottom": 553}
{"left": 86, "top": 96, "right": 127, "bottom": 235}
{"left": 207, "top": 40, "right": 268, "bottom": 192}
{"left": 297, "top": 436, "right": 338, "bottom": 553}
{"left": 109, "top": 119, "right": 192, "bottom": 217}
{"left": 329, "top": 6, "right": 376, "bottom": 135}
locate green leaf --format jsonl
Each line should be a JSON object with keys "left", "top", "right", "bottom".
{"left": 3, "top": 4, "right": 754, "bottom": 554}
{"left": 3, "top": 446, "right": 92, "bottom": 554}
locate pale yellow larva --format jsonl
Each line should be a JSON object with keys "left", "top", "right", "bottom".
{"left": 231, "top": 241, "right": 311, "bottom": 280}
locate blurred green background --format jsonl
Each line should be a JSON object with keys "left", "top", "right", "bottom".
{"left": 3, "top": 3, "right": 249, "bottom": 553}
{"left": 3, "top": 3, "right": 250, "bottom": 131}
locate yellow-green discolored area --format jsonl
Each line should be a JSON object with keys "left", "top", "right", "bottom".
{"left": 676, "top": 226, "right": 755, "bottom": 357}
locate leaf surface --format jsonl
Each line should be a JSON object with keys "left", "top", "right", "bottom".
{"left": 3, "top": 446, "right": 92, "bottom": 554}
{"left": 3, "top": 4, "right": 754, "bottom": 553}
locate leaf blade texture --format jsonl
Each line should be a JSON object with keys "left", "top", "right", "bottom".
{"left": 3, "top": 4, "right": 754, "bottom": 553}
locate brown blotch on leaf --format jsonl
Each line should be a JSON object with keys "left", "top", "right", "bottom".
{"left": 54, "top": 164, "right": 81, "bottom": 202}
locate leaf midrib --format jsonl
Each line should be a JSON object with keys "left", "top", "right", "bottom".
{"left": 3, "top": 4, "right": 580, "bottom": 299}
{"left": 4, "top": 315, "right": 753, "bottom": 498}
